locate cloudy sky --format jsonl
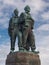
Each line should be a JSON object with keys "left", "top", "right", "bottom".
{"left": 0, "top": 0, "right": 49, "bottom": 65}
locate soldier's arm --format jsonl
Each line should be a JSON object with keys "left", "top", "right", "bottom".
{"left": 28, "top": 13, "right": 34, "bottom": 29}
{"left": 8, "top": 18, "right": 13, "bottom": 34}
{"left": 31, "top": 18, "right": 34, "bottom": 29}
{"left": 8, "top": 18, "right": 11, "bottom": 36}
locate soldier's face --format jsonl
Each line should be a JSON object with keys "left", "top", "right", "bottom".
{"left": 25, "top": 8, "right": 30, "bottom": 13}
{"left": 15, "top": 12, "right": 18, "bottom": 16}
{"left": 25, "top": 10, "right": 29, "bottom": 13}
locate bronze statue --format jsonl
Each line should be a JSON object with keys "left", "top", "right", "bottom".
{"left": 8, "top": 8, "right": 23, "bottom": 52}
{"left": 19, "top": 5, "right": 36, "bottom": 52}
{"left": 8, "top": 6, "right": 39, "bottom": 53}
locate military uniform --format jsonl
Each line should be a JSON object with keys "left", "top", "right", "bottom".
{"left": 21, "top": 12, "right": 36, "bottom": 51}
{"left": 19, "top": 5, "right": 36, "bottom": 51}
{"left": 8, "top": 9, "right": 22, "bottom": 52}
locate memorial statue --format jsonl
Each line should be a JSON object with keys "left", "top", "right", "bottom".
{"left": 8, "top": 8, "right": 23, "bottom": 53}
{"left": 19, "top": 5, "right": 36, "bottom": 52}
{"left": 6, "top": 5, "right": 40, "bottom": 65}
{"left": 8, "top": 6, "right": 39, "bottom": 53}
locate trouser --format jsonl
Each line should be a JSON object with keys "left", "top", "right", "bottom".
{"left": 18, "top": 31, "right": 23, "bottom": 48}
{"left": 10, "top": 29, "right": 17, "bottom": 51}
{"left": 22, "top": 26, "right": 36, "bottom": 51}
{"left": 10, "top": 29, "right": 22, "bottom": 51}
{"left": 27, "top": 31, "right": 36, "bottom": 51}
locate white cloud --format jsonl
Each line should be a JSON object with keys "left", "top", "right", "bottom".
{"left": 37, "top": 36, "right": 49, "bottom": 65}
{"left": 0, "top": 0, "right": 49, "bottom": 14}
{"left": 41, "top": 36, "right": 49, "bottom": 45}
{"left": 0, "top": 17, "right": 9, "bottom": 29}
{"left": 37, "top": 24, "right": 49, "bottom": 31}
{"left": 41, "top": 11, "right": 49, "bottom": 20}
{"left": 3, "top": 0, "right": 49, "bottom": 12}
{"left": 39, "top": 47, "right": 49, "bottom": 65}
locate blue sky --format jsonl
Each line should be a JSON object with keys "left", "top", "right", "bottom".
{"left": 0, "top": 0, "right": 49, "bottom": 65}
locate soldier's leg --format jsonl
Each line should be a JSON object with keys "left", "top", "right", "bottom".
{"left": 25, "top": 39, "right": 30, "bottom": 51}
{"left": 23, "top": 34, "right": 30, "bottom": 51}
{"left": 22, "top": 27, "right": 29, "bottom": 49}
{"left": 29, "top": 31, "right": 39, "bottom": 53}
{"left": 29, "top": 31, "right": 36, "bottom": 51}
{"left": 18, "top": 31, "right": 23, "bottom": 50}
{"left": 10, "top": 31, "right": 16, "bottom": 51}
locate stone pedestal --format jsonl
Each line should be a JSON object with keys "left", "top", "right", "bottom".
{"left": 6, "top": 52, "right": 41, "bottom": 65}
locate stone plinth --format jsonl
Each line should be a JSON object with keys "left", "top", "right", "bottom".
{"left": 6, "top": 52, "right": 41, "bottom": 65}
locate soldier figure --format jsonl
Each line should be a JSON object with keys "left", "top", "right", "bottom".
{"left": 19, "top": 5, "right": 36, "bottom": 52}
{"left": 8, "top": 8, "right": 22, "bottom": 52}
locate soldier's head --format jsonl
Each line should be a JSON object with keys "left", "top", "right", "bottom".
{"left": 14, "top": 8, "right": 19, "bottom": 16}
{"left": 24, "top": 5, "right": 30, "bottom": 13}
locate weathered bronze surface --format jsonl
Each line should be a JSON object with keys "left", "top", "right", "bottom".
{"left": 19, "top": 5, "right": 36, "bottom": 51}
{"left": 8, "top": 8, "right": 22, "bottom": 52}
{"left": 8, "top": 5, "right": 38, "bottom": 53}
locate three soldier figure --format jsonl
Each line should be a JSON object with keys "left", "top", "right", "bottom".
{"left": 8, "top": 5, "right": 37, "bottom": 53}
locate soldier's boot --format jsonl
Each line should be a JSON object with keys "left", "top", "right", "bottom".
{"left": 31, "top": 47, "right": 39, "bottom": 54}
{"left": 10, "top": 38, "right": 15, "bottom": 53}
{"left": 24, "top": 43, "right": 30, "bottom": 51}
{"left": 25, "top": 47, "right": 29, "bottom": 51}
